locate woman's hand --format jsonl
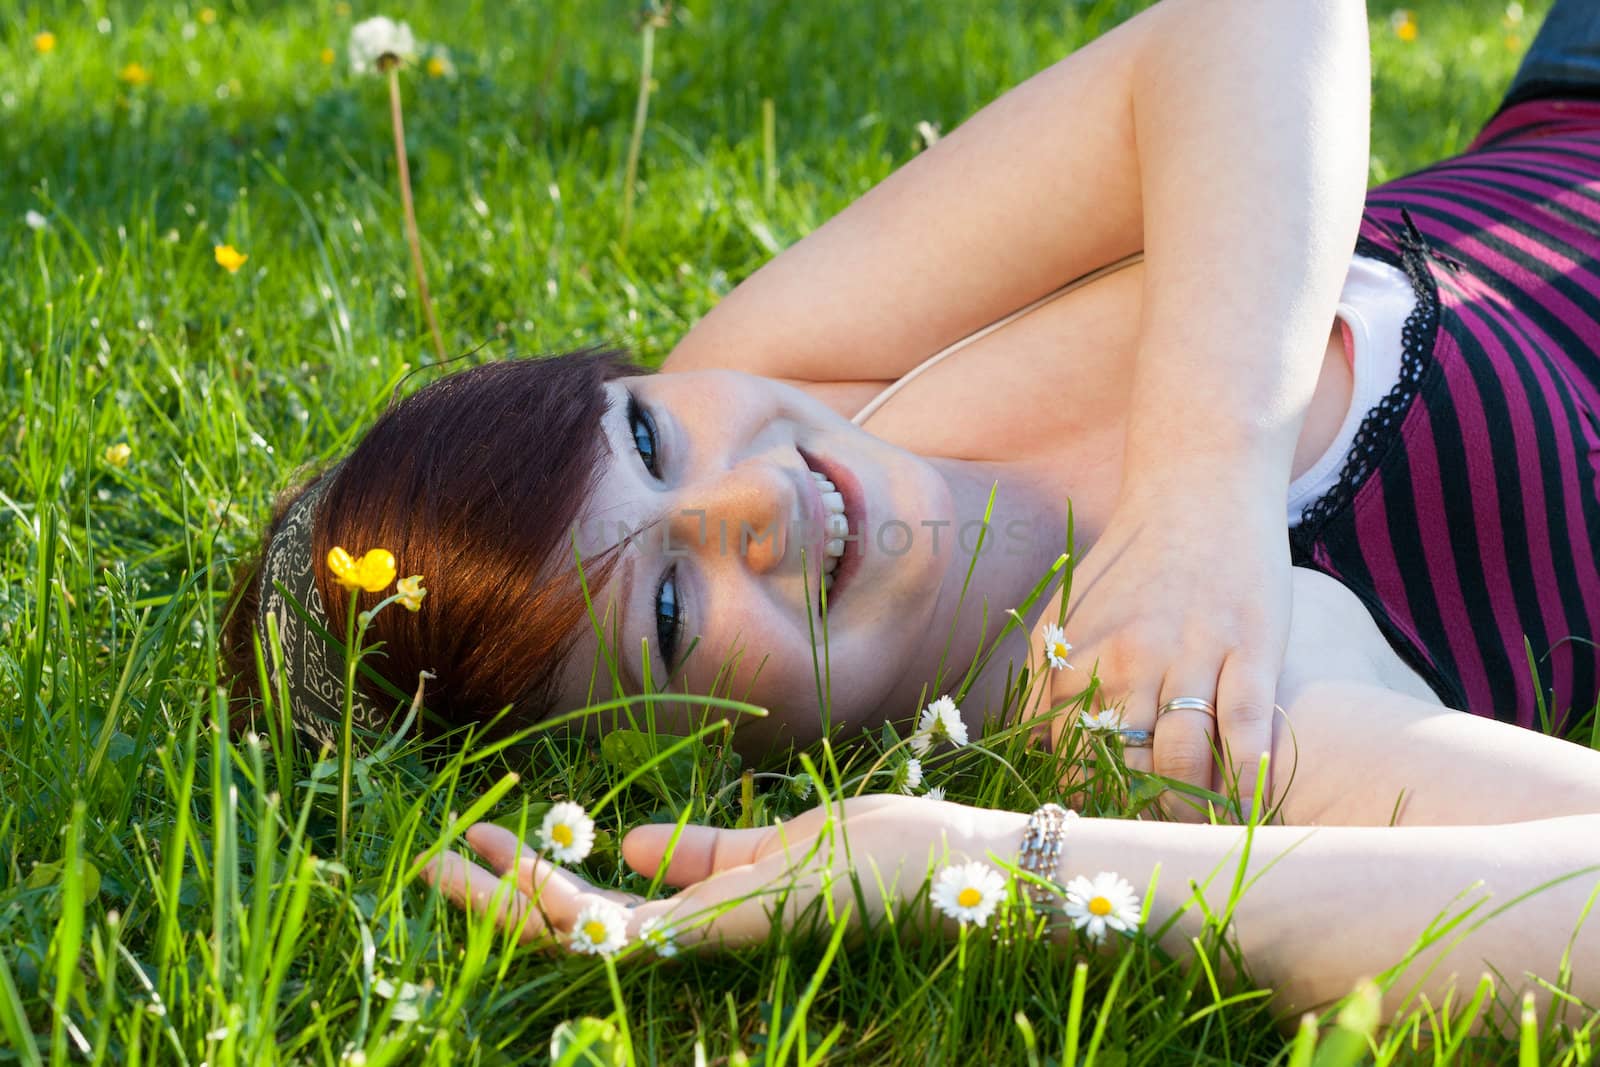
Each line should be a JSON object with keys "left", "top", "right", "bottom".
{"left": 1031, "top": 476, "right": 1290, "bottom": 821}
{"left": 421, "top": 797, "right": 1024, "bottom": 950}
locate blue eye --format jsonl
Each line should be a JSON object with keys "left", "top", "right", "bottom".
{"left": 627, "top": 394, "right": 661, "bottom": 478}
{"left": 655, "top": 566, "right": 683, "bottom": 667}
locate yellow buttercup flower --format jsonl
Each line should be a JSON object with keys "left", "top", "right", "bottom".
{"left": 199, "top": 7, "right": 217, "bottom": 24}
{"left": 118, "top": 62, "right": 152, "bottom": 86}
{"left": 320, "top": 47, "right": 336, "bottom": 65}
{"left": 396, "top": 574, "right": 427, "bottom": 611}
{"left": 33, "top": 32, "right": 57, "bottom": 54}
{"left": 328, "top": 547, "right": 397, "bottom": 593}
{"left": 214, "top": 244, "right": 248, "bottom": 273}
{"left": 104, "top": 443, "right": 132, "bottom": 467}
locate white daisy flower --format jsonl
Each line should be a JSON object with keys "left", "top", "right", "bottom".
{"left": 899, "top": 757, "right": 924, "bottom": 795}
{"left": 568, "top": 902, "right": 628, "bottom": 956}
{"left": 930, "top": 861, "right": 1007, "bottom": 927}
{"left": 1042, "top": 623, "right": 1073, "bottom": 671}
{"left": 538, "top": 801, "right": 595, "bottom": 864}
{"left": 925, "top": 785, "right": 946, "bottom": 802}
{"left": 639, "top": 917, "right": 679, "bottom": 958}
{"left": 24, "top": 210, "right": 48, "bottom": 231}
{"left": 348, "top": 16, "right": 417, "bottom": 74}
{"left": 1079, "top": 708, "right": 1123, "bottom": 733}
{"left": 910, "top": 695, "right": 968, "bottom": 755}
{"left": 1062, "top": 871, "right": 1142, "bottom": 944}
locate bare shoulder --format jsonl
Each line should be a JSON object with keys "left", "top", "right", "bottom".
{"left": 1279, "top": 566, "right": 1443, "bottom": 709}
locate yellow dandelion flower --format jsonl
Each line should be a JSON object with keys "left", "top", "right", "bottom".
{"left": 396, "top": 575, "right": 427, "bottom": 611}
{"left": 213, "top": 244, "right": 248, "bottom": 273}
{"left": 1390, "top": 10, "right": 1418, "bottom": 43}
{"left": 104, "top": 443, "right": 132, "bottom": 467}
{"left": 33, "top": 31, "right": 57, "bottom": 54}
{"left": 199, "top": 7, "right": 217, "bottom": 24}
{"left": 327, "top": 546, "right": 397, "bottom": 593}
{"left": 320, "top": 47, "right": 335, "bottom": 65}
{"left": 118, "top": 62, "right": 152, "bottom": 86}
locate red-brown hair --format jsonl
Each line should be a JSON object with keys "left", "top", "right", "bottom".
{"left": 221, "top": 348, "right": 646, "bottom": 738}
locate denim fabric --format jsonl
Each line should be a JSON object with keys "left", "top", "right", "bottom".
{"left": 1504, "top": 0, "right": 1600, "bottom": 107}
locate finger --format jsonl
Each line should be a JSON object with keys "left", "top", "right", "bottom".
{"left": 1215, "top": 655, "right": 1279, "bottom": 820}
{"left": 464, "top": 823, "right": 640, "bottom": 909}
{"left": 622, "top": 822, "right": 773, "bottom": 888}
{"left": 419, "top": 850, "right": 553, "bottom": 945}
{"left": 1116, "top": 685, "right": 1158, "bottom": 776}
{"left": 1152, "top": 676, "right": 1222, "bottom": 823}
{"left": 628, "top": 846, "right": 848, "bottom": 951}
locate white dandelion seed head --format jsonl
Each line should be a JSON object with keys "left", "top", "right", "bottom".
{"left": 1042, "top": 623, "right": 1073, "bottom": 671}
{"left": 568, "top": 902, "right": 628, "bottom": 956}
{"left": 930, "top": 861, "right": 1007, "bottom": 927}
{"left": 1062, "top": 871, "right": 1142, "bottom": 944}
{"left": 538, "top": 801, "right": 596, "bottom": 865}
{"left": 913, "top": 695, "right": 967, "bottom": 755}
{"left": 348, "top": 16, "right": 417, "bottom": 74}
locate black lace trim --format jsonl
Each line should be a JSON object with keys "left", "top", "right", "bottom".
{"left": 1291, "top": 213, "right": 1446, "bottom": 551}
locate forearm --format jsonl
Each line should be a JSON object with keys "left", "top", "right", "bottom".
{"left": 990, "top": 811, "right": 1600, "bottom": 1023}
{"left": 1123, "top": 0, "right": 1370, "bottom": 488}
{"left": 669, "top": 0, "right": 1369, "bottom": 394}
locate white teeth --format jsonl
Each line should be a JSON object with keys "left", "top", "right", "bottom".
{"left": 807, "top": 460, "right": 848, "bottom": 587}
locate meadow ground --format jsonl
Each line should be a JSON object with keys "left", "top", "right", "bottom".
{"left": 2, "top": 0, "right": 1593, "bottom": 1063}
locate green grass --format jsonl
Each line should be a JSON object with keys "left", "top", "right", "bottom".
{"left": 0, "top": 0, "right": 1589, "bottom": 1063}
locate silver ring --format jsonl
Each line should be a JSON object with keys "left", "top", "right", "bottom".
{"left": 1158, "top": 697, "right": 1217, "bottom": 720}
{"left": 1116, "top": 728, "right": 1153, "bottom": 748}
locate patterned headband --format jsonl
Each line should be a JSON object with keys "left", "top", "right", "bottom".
{"left": 256, "top": 472, "right": 389, "bottom": 749}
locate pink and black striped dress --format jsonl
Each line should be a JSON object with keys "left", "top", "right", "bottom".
{"left": 1290, "top": 99, "right": 1600, "bottom": 732}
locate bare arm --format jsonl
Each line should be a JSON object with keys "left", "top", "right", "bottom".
{"left": 666, "top": 0, "right": 1370, "bottom": 424}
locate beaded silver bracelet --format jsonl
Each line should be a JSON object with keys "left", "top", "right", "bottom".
{"left": 1018, "top": 802, "right": 1077, "bottom": 911}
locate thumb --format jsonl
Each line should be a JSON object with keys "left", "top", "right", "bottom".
{"left": 622, "top": 823, "right": 773, "bottom": 887}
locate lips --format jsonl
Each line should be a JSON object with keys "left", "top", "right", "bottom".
{"left": 797, "top": 446, "right": 863, "bottom": 611}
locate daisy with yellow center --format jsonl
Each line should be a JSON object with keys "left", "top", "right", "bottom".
{"left": 1391, "top": 10, "right": 1418, "bottom": 42}
{"left": 1079, "top": 708, "right": 1123, "bottom": 733}
{"left": 910, "top": 694, "right": 967, "bottom": 755}
{"left": 1062, "top": 871, "right": 1142, "bottom": 944}
{"left": 395, "top": 574, "right": 427, "bottom": 611}
{"left": 214, "top": 244, "right": 248, "bottom": 273}
{"left": 638, "top": 917, "right": 679, "bottom": 958}
{"left": 538, "top": 801, "right": 595, "bottom": 864}
{"left": 425, "top": 52, "right": 453, "bottom": 78}
{"left": 930, "top": 861, "right": 1007, "bottom": 927}
{"left": 118, "top": 62, "right": 152, "bottom": 86}
{"left": 33, "top": 32, "right": 57, "bottom": 54}
{"left": 568, "top": 901, "right": 628, "bottom": 956}
{"left": 1041, "top": 622, "right": 1073, "bottom": 671}
{"left": 327, "top": 546, "right": 397, "bottom": 594}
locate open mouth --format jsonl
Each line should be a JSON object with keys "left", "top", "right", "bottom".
{"left": 797, "top": 447, "right": 863, "bottom": 613}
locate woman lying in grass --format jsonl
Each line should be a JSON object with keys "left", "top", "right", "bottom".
{"left": 225, "top": 0, "right": 1600, "bottom": 1024}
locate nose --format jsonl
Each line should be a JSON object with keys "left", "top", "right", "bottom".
{"left": 666, "top": 461, "right": 797, "bottom": 575}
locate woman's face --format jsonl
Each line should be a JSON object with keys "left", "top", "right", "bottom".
{"left": 554, "top": 369, "right": 958, "bottom": 751}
